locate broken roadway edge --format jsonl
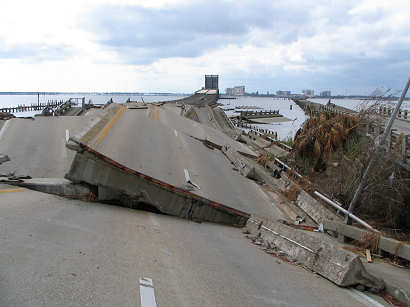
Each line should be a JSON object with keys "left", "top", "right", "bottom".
{"left": 246, "top": 216, "right": 385, "bottom": 291}
{"left": 5, "top": 174, "right": 394, "bottom": 301}
{"left": 324, "top": 220, "right": 410, "bottom": 306}
{"left": 199, "top": 96, "right": 410, "bottom": 305}
{"left": 65, "top": 137, "right": 250, "bottom": 226}
{"left": 237, "top": 144, "right": 409, "bottom": 305}
{"left": 4, "top": 178, "right": 92, "bottom": 198}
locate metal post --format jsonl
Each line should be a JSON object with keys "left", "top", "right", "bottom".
{"left": 314, "top": 191, "right": 377, "bottom": 231}
{"left": 345, "top": 77, "right": 410, "bottom": 224}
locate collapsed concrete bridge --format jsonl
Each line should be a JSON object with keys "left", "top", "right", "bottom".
{"left": 2, "top": 92, "right": 408, "bottom": 305}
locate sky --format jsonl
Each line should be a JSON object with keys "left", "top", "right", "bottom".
{"left": 0, "top": 0, "right": 409, "bottom": 95}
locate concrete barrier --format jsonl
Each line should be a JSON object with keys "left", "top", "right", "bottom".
{"left": 296, "top": 189, "right": 341, "bottom": 224}
{"left": 65, "top": 138, "right": 250, "bottom": 226}
{"left": 246, "top": 216, "right": 385, "bottom": 291}
{"left": 323, "top": 220, "right": 410, "bottom": 261}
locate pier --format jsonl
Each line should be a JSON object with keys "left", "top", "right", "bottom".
{"left": 0, "top": 100, "right": 65, "bottom": 114}
{"left": 293, "top": 98, "right": 353, "bottom": 115}
{"left": 237, "top": 109, "right": 282, "bottom": 120}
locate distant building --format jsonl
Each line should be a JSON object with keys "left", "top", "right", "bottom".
{"left": 302, "top": 89, "right": 314, "bottom": 96}
{"left": 226, "top": 85, "right": 245, "bottom": 96}
{"left": 276, "top": 90, "right": 291, "bottom": 97}
{"left": 205, "top": 75, "right": 218, "bottom": 90}
{"left": 320, "top": 90, "right": 331, "bottom": 97}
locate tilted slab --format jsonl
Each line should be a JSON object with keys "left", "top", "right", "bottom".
{"left": 246, "top": 216, "right": 385, "bottom": 292}
{"left": 222, "top": 144, "right": 256, "bottom": 179}
{"left": 12, "top": 178, "right": 92, "bottom": 198}
{"left": 65, "top": 138, "right": 250, "bottom": 226}
{"left": 296, "top": 189, "right": 341, "bottom": 224}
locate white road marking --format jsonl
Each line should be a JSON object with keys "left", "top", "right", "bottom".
{"left": 139, "top": 277, "right": 157, "bottom": 307}
{"left": 150, "top": 213, "right": 160, "bottom": 227}
{"left": 174, "top": 129, "right": 178, "bottom": 137}
{"left": 65, "top": 129, "right": 70, "bottom": 143}
{"left": 184, "top": 168, "right": 191, "bottom": 182}
{"left": 184, "top": 168, "right": 200, "bottom": 190}
{"left": 0, "top": 120, "right": 10, "bottom": 141}
{"left": 346, "top": 288, "right": 385, "bottom": 307}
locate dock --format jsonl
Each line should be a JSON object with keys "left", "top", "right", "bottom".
{"left": 293, "top": 98, "right": 353, "bottom": 115}
{"left": 0, "top": 100, "right": 65, "bottom": 114}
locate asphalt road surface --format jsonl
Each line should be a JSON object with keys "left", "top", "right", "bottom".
{"left": 0, "top": 114, "right": 104, "bottom": 178}
{"left": 92, "top": 104, "right": 283, "bottom": 219}
{"left": 0, "top": 185, "right": 385, "bottom": 307}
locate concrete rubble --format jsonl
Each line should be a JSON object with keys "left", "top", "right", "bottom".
{"left": 295, "top": 189, "right": 341, "bottom": 224}
{"left": 246, "top": 216, "right": 385, "bottom": 292}
{"left": 222, "top": 144, "right": 256, "bottom": 179}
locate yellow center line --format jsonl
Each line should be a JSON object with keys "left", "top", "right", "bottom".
{"left": 150, "top": 106, "right": 154, "bottom": 120}
{"left": 0, "top": 188, "right": 25, "bottom": 194}
{"left": 155, "top": 106, "right": 159, "bottom": 121}
{"left": 92, "top": 106, "right": 126, "bottom": 147}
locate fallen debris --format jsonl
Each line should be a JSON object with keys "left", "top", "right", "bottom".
{"left": 0, "top": 112, "right": 15, "bottom": 120}
{"left": 366, "top": 249, "right": 373, "bottom": 263}
{"left": 222, "top": 144, "right": 256, "bottom": 179}
{"left": 246, "top": 216, "right": 385, "bottom": 292}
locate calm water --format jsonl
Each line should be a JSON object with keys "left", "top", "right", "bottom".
{"left": 4, "top": 94, "right": 405, "bottom": 142}
{"left": 220, "top": 97, "right": 307, "bottom": 141}
{"left": 0, "top": 93, "right": 187, "bottom": 117}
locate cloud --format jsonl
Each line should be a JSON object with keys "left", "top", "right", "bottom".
{"left": 0, "top": 42, "right": 74, "bottom": 62}
{"left": 85, "top": 0, "right": 310, "bottom": 64}
{"left": 0, "top": 0, "right": 409, "bottom": 93}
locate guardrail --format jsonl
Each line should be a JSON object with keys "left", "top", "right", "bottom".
{"left": 313, "top": 191, "right": 377, "bottom": 231}
{"left": 368, "top": 123, "right": 410, "bottom": 166}
{"left": 379, "top": 105, "right": 409, "bottom": 121}
{"left": 0, "top": 100, "right": 65, "bottom": 114}
{"left": 322, "top": 220, "right": 410, "bottom": 261}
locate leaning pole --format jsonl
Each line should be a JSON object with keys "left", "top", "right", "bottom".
{"left": 345, "top": 76, "right": 410, "bottom": 224}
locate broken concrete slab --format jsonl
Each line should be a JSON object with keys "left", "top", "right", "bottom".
{"left": 323, "top": 220, "right": 410, "bottom": 262}
{"left": 183, "top": 105, "right": 200, "bottom": 122}
{"left": 11, "top": 178, "right": 92, "bottom": 198}
{"left": 65, "top": 138, "right": 250, "bottom": 226}
{"left": 222, "top": 144, "right": 256, "bottom": 179}
{"left": 246, "top": 216, "right": 385, "bottom": 292}
{"left": 296, "top": 189, "right": 341, "bottom": 224}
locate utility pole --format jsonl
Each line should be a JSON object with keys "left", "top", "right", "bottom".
{"left": 345, "top": 77, "right": 410, "bottom": 224}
